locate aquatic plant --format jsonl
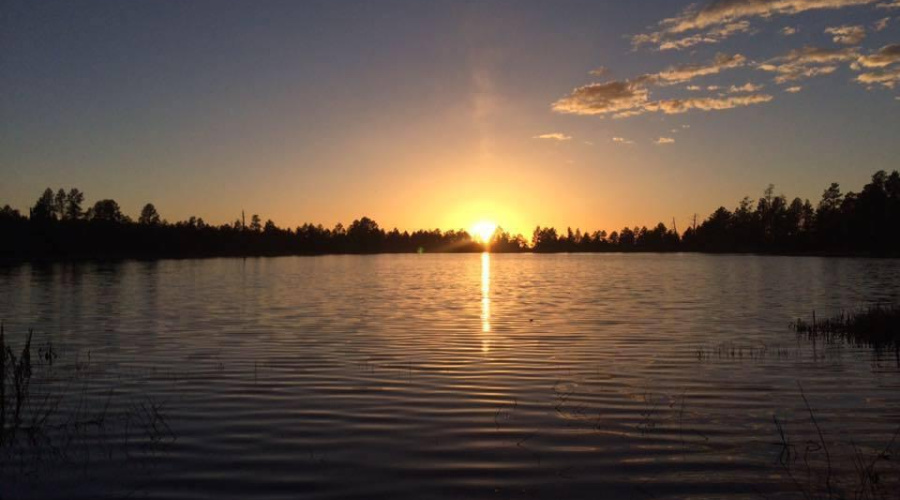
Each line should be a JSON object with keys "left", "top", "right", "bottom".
{"left": 0, "top": 323, "right": 176, "bottom": 486}
{"left": 0, "top": 324, "right": 35, "bottom": 447}
{"left": 773, "top": 384, "right": 900, "bottom": 500}
{"left": 792, "top": 305, "right": 900, "bottom": 350}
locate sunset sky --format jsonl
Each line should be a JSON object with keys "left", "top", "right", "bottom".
{"left": 2, "top": 0, "right": 899, "bottom": 236}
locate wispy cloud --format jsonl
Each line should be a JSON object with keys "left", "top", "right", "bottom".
{"left": 554, "top": 53, "right": 770, "bottom": 118}
{"left": 555, "top": 1, "right": 896, "bottom": 124}
{"left": 856, "top": 67, "right": 900, "bottom": 88}
{"left": 728, "top": 82, "right": 765, "bottom": 93}
{"left": 589, "top": 66, "right": 610, "bottom": 77}
{"left": 758, "top": 46, "right": 859, "bottom": 83}
{"left": 643, "top": 94, "right": 774, "bottom": 115}
{"left": 633, "top": 0, "right": 877, "bottom": 49}
{"left": 825, "top": 24, "right": 867, "bottom": 44}
{"left": 855, "top": 44, "right": 900, "bottom": 68}
{"left": 658, "top": 21, "right": 751, "bottom": 51}
{"left": 612, "top": 137, "right": 635, "bottom": 145}
{"left": 643, "top": 53, "right": 747, "bottom": 85}
{"left": 533, "top": 132, "right": 573, "bottom": 141}
{"left": 655, "top": 137, "right": 676, "bottom": 145}
{"left": 553, "top": 80, "right": 650, "bottom": 116}
{"left": 873, "top": 17, "right": 892, "bottom": 30}
{"left": 781, "top": 26, "right": 799, "bottom": 36}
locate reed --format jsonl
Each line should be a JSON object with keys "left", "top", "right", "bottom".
{"left": 0, "top": 323, "right": 35, "bottom": 446}
{"left": 0, "top": 323, "right": 5, "bottom": 446}
{"left": 792, "top": 305, "right": 900, "bottom": 350}
{"left": 773, "top": 383, "right": 900, "bottom": 500}
{"left": 0, "top": 325, "right": 174, "bottom": 463}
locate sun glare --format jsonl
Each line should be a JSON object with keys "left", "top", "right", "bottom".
{"left": 471, "top": 221, "right": 498, "bottom": 243}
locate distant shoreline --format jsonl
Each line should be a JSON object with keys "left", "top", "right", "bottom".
{"left": 3, "top": 169, "right": 898, "bottom": 260}
{"left": 2, "top": 249, "right": 898, "bottom": 266}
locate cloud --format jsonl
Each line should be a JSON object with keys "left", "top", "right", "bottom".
{"left": 612, "top": 109, "right": 650, "bottom": 119}
{"left": 533, "top": 133, "right": 573, "bottom": 141}
{"left": 662, "top": 0, "right": 875, "bottom": 34}
{"left": 556, "top": 0, "right": 900, "bottom": 128}
{"left": 658, "top": 21, "right": 752, "bottom": 51}
{"left": 758, "top": 46, "right": 859, "bottom": 83}
{"left": 645, "top": 53, "right": 747, "bottom": 85}
{"left": 552, "top": 80, "right": 650, "bottom": 116}
{"left": 874, "top": 17, "right": 892, "bottom": 31}
{"left": 633, "top": 0, "right": 878, "bottom": 49}
{"left": 643, "top": 94, "right": 774, "bottom": 114}
{"left": 728, "top": 82, "right": 765, "bottom": 93}
{"left": 781, "top": 26, "right": 799, "bottom": 35}
{"left": 554, "top": 56, "right": 771, "bottom": 119}
{"left": 612, "top": 137, "right": 635, "bottom": 144}
{"left": 775, "top": 46, "right": 861, "bottom": 65}
{"left": 855, "top": 44, "right": 900, "bottom": 68}
{"left": 856, "top": 66, "right": 900, "bottom": 88}
{"left": 760, "top": 65, "right": 839, "bottom": 84}
{"left": 825, "top": 25, "right": 866, "bottom": 44}
{"left": 655, "top": 137, "right": 676, "bottom": 145}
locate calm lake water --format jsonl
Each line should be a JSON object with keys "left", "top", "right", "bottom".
{"left": 1, "top": 254, "right": 899, "bottom": 499}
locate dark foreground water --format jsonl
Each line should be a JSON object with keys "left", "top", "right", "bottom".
{"left": 1, "top": 254, "right": 899, "bottom": 500}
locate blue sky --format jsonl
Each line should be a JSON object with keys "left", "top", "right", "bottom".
{"left": 2, "top": 0, "right": 898, "bottom": 235}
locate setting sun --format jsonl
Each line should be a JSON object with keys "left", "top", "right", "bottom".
{"left": 471, "top": 221, "right": 498, "bottom": 243}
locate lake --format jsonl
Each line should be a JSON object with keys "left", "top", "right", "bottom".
{"left": 1, "top": 254, "right": 899, "bottom": 499}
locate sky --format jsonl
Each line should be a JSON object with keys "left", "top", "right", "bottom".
{"left": 2, "top": 0, "right": 899, "bottom": 237}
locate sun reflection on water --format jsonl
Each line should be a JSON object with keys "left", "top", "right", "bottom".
{"left": 481, "top": 251, "right": 491, "bottom": 352}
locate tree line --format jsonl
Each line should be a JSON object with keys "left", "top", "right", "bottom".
{"left": 1, "top": 170, "right": 898, "bottom": 260}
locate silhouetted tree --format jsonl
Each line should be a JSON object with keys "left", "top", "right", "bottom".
{"left": 139, "top": 203, "right": 161, "bottom": 225}
{"left": 696, "top": 207, "right": 732, "bottom": 252}
{"left": 0, "top": 205, "right": 24, "bottom": 222}
{"left": 64, "top": 188, "right": 84, "bottom": 220}
{"left": 31, "top": 188, "right": 56, "bottom": 221}
{"left": 249, "top": 214, "right": 262, "bottom": 232}
{"left": 347, "top": 217, "right": 382, "bottom": 253}
{"left": 88, "top": 199, "right": 127, "bottom": 223}
{"left": 53, "top": 189, "right": 67, "bottom": 219}
{"left": 532, "top": 226, "right": 559, "bottom": 252}
{"left": 619, "top": 227, "right": 636, "bottom": 247}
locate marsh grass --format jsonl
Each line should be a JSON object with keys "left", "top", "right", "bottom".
{"left": 773, "top": 384, "right": 900, "bottom": 500}
{"left": 0, "top": 323, "right": 38, "bottom": 448}
{"left": 792, "top": 305, "right": 900, "bottom": 351}
{"left": 0, "top": 323, "right": 176, "bottom": 492}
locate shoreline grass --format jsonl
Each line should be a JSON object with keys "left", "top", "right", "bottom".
{"left": 792, "top": 305, "right": 900, "bottom": 351}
